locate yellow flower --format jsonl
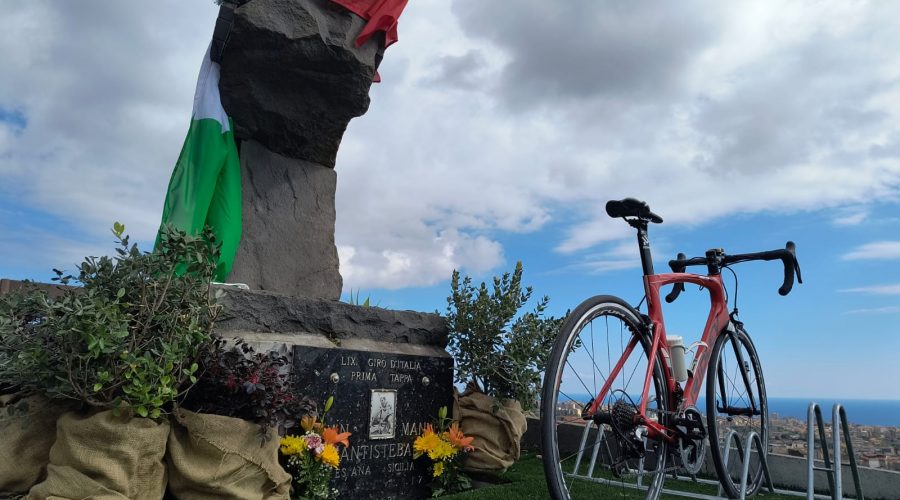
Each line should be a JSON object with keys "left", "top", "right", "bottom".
{"left": 279, "top": 435, "right": 307, "bottom": 457}
{"left": 427, "top": 438, "right": 458, "bottom": 461}
{"left": 317, "top": 443, "right": 340, "bottom": 468}
{"left": 433, "top": 461, "right": 445, "bottom": 477}
{"left": 414, "top": 425, "right": 442, "bottom": 458}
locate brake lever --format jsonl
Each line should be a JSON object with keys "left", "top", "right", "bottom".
{"left": 665, "top": 253, "right": 687, "bottom": 303}
{"left": 778, "top": 241, "right": 801, "bottom": 295}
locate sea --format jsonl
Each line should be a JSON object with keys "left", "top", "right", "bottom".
{"left": 561, "top": 394, "right": 900, "bottom": 427}
{"left": 765, "top": 398, "right": 900, "bottom": 427}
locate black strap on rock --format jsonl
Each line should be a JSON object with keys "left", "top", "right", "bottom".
{"left": 211, "top": 1, "right": 251, "bottom": 63}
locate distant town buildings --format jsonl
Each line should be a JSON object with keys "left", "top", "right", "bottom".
{"left": 769, "top": 413, "right": 900, "bottom": 472}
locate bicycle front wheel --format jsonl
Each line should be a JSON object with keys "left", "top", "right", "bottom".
{"left": 542, "top": 295, "right": 668, "bottom": 500}
{"left": 706, "top": 325, "right": 768, "bottom": 499}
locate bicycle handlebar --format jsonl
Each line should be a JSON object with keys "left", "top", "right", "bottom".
{"left": 665, "top": 241, "right": 802, "bottom": 303}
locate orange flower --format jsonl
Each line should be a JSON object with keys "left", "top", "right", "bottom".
{"left": 323, "top": 426, "right": 352, "bottom": 448}
{"left": 447, "top": 422, "right": 475, "bottom": 452}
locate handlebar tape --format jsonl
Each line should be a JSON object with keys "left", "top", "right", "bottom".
{"left": 778, "top": 241, "right": 799, "bottom": 296}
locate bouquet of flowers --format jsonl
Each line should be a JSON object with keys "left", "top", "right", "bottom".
{"left": 413, "top": 406, "right": 475, "bottom": 497}
{"left": 279, "top": 397, "right": 351, "bottom": 500}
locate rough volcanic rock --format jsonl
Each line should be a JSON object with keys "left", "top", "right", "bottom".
{"left": 215, "top": 287, "right": 449, "bottom": 348}
{"left": 228, "top": 140, "right": 342, "bottom": 298}
{"left": 219, "top": 0, "right": 383, "bottom": 167}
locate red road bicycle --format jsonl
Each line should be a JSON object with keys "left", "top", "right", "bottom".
{"left": 541, "top": 198, "right": 802, "bottom": 499}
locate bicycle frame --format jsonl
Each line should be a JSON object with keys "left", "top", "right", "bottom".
{"left": 585, "top": 271, "right": 730, "bottom": 444}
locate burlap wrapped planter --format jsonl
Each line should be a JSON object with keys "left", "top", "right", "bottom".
{"left": 27, "top": 410, "right": 169, "bottom": 500}
{"left": 165, "top": 408, "right": 291, "bottom": 500}
{"left": 455, "top": 390, "right": 528, "bottom": 472}
{"left": 0, "top": 395, "right": 67, "bottom": 494}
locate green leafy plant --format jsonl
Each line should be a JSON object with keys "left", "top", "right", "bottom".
{"left": 182, "top": 337, "right": 316, "bottom": 439}
{"left": 345, "top": 288, "right": 381, "bottom": 308}
{"left": 446, "top": 262, "right": 563, "bottom": 411}
{"left": 0, "top": 224, "right": 220, "bottom": 419}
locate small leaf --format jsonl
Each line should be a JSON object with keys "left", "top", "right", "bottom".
{"left": 150, "top": 408, "right": 161, "bottom": 419}
{"left": 93, "top": 383, "right": 103, "bottom": 392}
{"left": 324, "top": 395, "right": 334, "bottom": 413}
{"left": 136, "top": 406, "right": 149, "bottom": 418}
{"left": 116, "top": 288, "right": 125, "bottom": 299}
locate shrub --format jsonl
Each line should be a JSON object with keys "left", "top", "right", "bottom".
{"left": 445, "top": 262, "right": 563, "bottom": 411}
{"left": 0, "top": 224, "right": 219, "bottom": 419}
{"left": 181, "top": 337, "right": 316, "bottom": 439}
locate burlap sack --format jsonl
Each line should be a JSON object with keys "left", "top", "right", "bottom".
{"left": 0, "top": 395, "right": 66, "bottom": 494}
{"left": 27, "top": 409, "right": 169, "bottom": 500}
{"left": 455, "top": 389, "right": 528, "bottom": 472}
{"left": 165, "top": 408, "right": 291, "bottom": 500}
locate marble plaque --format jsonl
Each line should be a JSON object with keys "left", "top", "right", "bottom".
{"left": 293, "top": 346, "right": 453, "bottom": 499}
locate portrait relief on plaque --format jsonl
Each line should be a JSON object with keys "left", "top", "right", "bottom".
{"left": 368, "top": 389, "right": 397, "bottom": 439}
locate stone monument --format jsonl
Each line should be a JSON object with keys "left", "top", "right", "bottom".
{"left": 215, "top": 290, "right": 452, "bottom": 499}
{"left": 213, "top": 1, "right": 452, "bottom": 498}
{"left": 220, "top": 0, "right": 385, "bottom": 299}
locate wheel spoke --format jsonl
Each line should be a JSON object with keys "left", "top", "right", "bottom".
{"left": 542, "top": 301, "right": 668, "bottom": 500}
{"left": 706, "top": 330, "right": 767, "bottom": 499}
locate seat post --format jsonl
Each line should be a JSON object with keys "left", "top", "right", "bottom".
{"left": 630, "top": 219, "right": 655, "bottom": 275}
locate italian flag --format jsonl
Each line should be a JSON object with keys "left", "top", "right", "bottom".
{"left": 157, "top": 44, "right": 241, "bottom": 281}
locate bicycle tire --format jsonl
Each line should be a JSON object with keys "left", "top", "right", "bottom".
{"left": 706, "top": 325, "right": 768, "bottom": 499}
{"left": 541, "top": 295, "right": 669, "bottom": 500}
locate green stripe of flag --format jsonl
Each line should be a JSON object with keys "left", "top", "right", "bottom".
{"left": 157, "top": 46, "right": 241, "bottom": 281}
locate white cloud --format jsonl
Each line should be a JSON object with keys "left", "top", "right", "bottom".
{"left": 841, "top": 241, "right": 900, "bottom": 260}
{"left": 840, "top": 284, "right": 900, "bottom": 295}
{"left": 338, "top": 229, "right": 503, "bottom": 290}
{"left": 844, "top": 305, "right": 900, "bottom": 315}
{"left": 832, "top": 207, "right": 868, "bottom": 226}
{"left": 0, "top": 1, "right": 216, "bottom": 240}
{"left": 3, "top": 1, "right": 900, "bottom": 289}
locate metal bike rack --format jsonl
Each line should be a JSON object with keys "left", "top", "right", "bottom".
{"left": 566, "top": 423, "right": 781, "bottom": 500}
{"left": 807, "top": 403, "right": 864, "bottom": 500}
{"left": 714, "top": 429, "right": 775, "bottom": 500}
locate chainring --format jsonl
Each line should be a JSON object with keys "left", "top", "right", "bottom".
{"left": 677, "top": 407, "right": 707, "bottom": 475}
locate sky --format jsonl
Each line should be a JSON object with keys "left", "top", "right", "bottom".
{"left": 1, "top": 1, "right": 899, "bottom": 400}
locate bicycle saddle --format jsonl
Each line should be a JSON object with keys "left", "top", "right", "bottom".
{"left": 605, "top": 198, "right": 663, "bottom": 223}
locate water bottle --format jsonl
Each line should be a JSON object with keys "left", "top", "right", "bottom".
{"left": 667, "top": 335, "right": 688, "bottom": 383}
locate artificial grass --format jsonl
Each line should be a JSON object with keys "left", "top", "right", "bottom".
{"left": 443, "top": 452, "right": 801, "bottom": 500}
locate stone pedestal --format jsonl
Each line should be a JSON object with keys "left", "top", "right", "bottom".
{"left": 215, "top": 288, "right": 452, "bottom": 499}
{"left": 228, "top": 141, "right": 342, "bottom": 299}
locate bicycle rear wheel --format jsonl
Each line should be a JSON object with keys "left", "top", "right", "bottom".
{"left": 706, "top": 325, "right": 768, "bottom": 498}
{"left": 542, "top": 296, "right": 668, "bottom": 500}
